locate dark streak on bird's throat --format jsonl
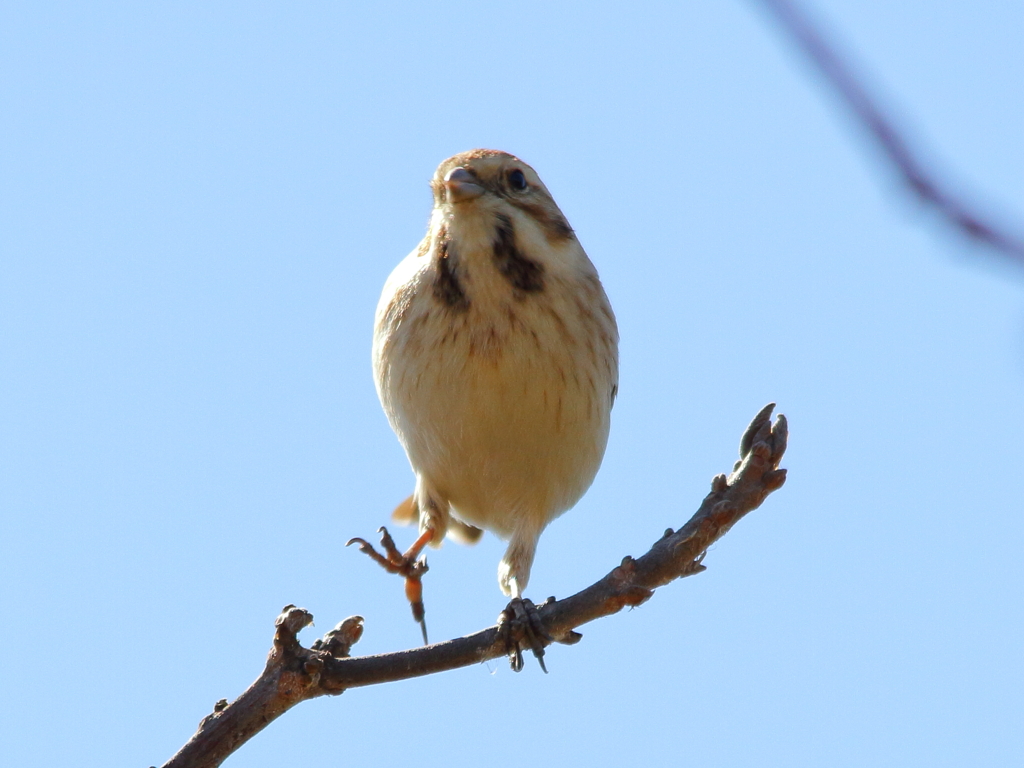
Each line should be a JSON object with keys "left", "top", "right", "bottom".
{"left": 492, "top": 214, "right": 545, "bottom": 294}
{"left": 432, "top": 231, "right": 470, "bottom": 312}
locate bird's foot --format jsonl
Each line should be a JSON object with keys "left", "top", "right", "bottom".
{"left": 498, "top": 597, "right": 553, "bottom": 673}
{"left": 346, "top": 526, "right": 433, "bottom": 644}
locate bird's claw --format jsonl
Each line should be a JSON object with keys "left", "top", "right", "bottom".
{"left": 499, "top": 597, "right": 552, "bottom": 673}
{"left": 347, "top": 526, "right": 432, "bottom": 644}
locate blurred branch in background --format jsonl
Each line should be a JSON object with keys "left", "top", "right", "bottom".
{"left": 756, "top": 0, "right": 1024, "bottom": 264}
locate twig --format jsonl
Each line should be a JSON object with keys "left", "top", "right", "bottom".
{"left": 160, "top": 404, "right": 788, "bottom": 768}
{"left": 756, "top": 0, "right": 1024, "bottom": 263}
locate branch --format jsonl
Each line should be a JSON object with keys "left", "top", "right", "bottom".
{"left": 755, "top": 0, "right": 1024, "bottom": 263}
{"left": 160, "top": 404, "right": 788, "bottom": 768}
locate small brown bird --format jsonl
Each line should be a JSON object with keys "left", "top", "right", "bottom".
{"left": 353, "top": 149, "right": 618, "bottom": 650}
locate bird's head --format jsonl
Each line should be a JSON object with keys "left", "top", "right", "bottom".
{"left": 429, "top": 150, "right": 575, "bottom": 246}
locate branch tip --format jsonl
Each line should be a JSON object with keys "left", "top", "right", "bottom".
{"left": 771, "top": 414, "right": 789, "bottom": 459}
{"left": 740, "top": 403, "right": 776, "bottom": 458}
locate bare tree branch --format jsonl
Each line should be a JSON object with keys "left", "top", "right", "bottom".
{"left": 160, "top": 404, "right": 788, "bottom": 768}
{"left": 756, "top": 0, "right": 1024, "bottom": 263}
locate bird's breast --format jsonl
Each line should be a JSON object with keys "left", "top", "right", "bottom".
{"left": 373, "top": 243, "right": 617, "bottom": 538}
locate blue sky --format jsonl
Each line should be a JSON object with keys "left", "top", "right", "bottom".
{"left": 2, "top": 2, "right": 1022, "bottom": 766}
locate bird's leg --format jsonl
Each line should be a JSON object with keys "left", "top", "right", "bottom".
{"left": 346, "top": 526, "right": 435, "bottom": 644}
{"left": 499, "top": 577, "right": 553, "bottom": 673}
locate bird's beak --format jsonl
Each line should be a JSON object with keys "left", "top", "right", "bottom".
{"left": 444, "top": 167, "right": 485, "bottom": 203}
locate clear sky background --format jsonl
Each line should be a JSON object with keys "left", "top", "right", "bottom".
{"left": 2, "top": 2, "right": 1022, "bottom": 766}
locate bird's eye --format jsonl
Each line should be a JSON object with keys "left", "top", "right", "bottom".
{"left": 507, "top": 169, "right": 528, "bottom": 191}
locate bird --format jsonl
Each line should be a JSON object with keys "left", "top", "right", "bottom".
{"left": 350, "top": 149, "right": 618, "bottom": 655}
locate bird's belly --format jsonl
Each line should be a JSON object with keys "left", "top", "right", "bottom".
{"left": 382, "top": 323, "right": 610, "bottom": 539}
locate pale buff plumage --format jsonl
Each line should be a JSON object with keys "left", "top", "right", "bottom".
{"left": 372, "top": 149, "right": 618, "bottom": 598}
